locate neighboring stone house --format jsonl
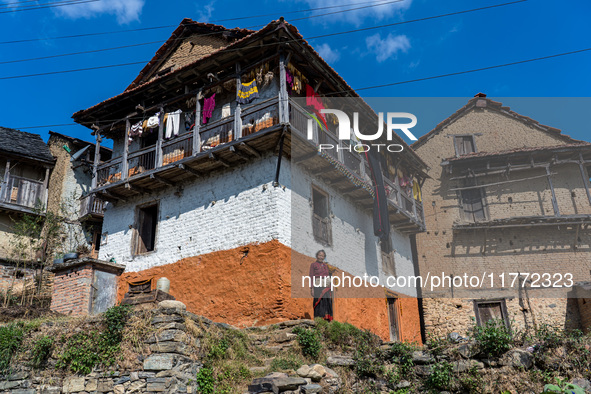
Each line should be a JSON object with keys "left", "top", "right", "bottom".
{"left": 0, "top": 127, "right": 55, "bottom": 291}
{"left": 69, "top": 19, "right": 428, "bottom": 342}
{"left": 46, "top": 131, "right": 112, "bottom": 259}
{"left": 412, "top": 94, "right": 591, "bottom": 336}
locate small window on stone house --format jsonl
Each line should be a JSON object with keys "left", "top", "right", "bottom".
{"left": 312, "top": 187, "right": 332, "bottom": 246}
{"left": 473, "top": 299, "right": 510, "bottom": 328}
{"left": 459, "top": 183, "right": 487, "bottom": 222}
{"left": 135, "top": 203, "right": 158, "bottom": 255}
{"left": 454, "top": 135, "right": 476, "bottom": 156}
{"left": 381, "top": 238, "right": 396, "bottom": 276}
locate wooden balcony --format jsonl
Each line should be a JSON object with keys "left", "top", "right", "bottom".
{"left": 90, "top": 97, "right": 425, "bottom": 233}
{"left": 289, "top": 100, "right": 425, "bottom": 234}
{"left": 79, "top": 194, "right": 106, "bottom": 220}
{"left": 0, "top": 175, "right": 46, "bottom": 215}
{"left": 91, "top": 98, "right": 282, "bottom": 200}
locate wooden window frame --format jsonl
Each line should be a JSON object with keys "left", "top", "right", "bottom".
{"left": 473, "top": 299, "right": 510, "bottom": 329}
{"left": 132, "top": 201, "right": 159, "bottom": 256}
{"left": 453, "top": 134, "right": 477, "bottom": 157}
{"left": 458, "top": 182, "right": 489, "bottom": 223}
{"left": 311, "top": 185, "right": 332, "bottom": 247}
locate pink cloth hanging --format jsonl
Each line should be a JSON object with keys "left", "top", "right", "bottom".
{"left": 203, "top": 94, "right": 216, "bottom": 124}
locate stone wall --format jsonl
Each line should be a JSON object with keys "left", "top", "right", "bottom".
{"left": 413, "top": 98, "right": 591, "bottom": 336}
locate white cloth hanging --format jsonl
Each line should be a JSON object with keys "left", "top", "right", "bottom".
{"left": 165, "top": 109, "right": 183, "bottom": 138}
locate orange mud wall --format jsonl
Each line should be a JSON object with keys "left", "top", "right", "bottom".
{"left": 116, "top": 240, "right": 422, "bottom": 343}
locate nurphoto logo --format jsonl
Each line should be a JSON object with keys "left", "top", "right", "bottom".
{"left": 307, "top": 109, "right": 418, "bottom": 153}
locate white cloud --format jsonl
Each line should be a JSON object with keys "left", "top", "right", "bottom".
{"left": 365, "top": 33, "right": 410, "bottom": 62}
{"left": 196, "top": 1, "right": 215, "bottom": 22}
{"left": 316, "top": 43, "right": 340, "bottom": 64}
{"left": 292, "top": 0, "right": 411, "bottom": 25}
{"left": 53, "top": 0, "right": 145, "bottom": 24}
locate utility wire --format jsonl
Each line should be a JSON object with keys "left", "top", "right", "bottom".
{"left": 0, "top": 0, "right": 404, "bottom": 65}
{"left": 14, "top": 45, "right": 591, "bottom": 129}
{"left": 0, "top": 0, "right": 99, "bottom": 14}
{"left": 0, "top": 0, "right": 524, "bottom": 69}
{"left": 0, "top": 0, "right": 405, "bottom": 45}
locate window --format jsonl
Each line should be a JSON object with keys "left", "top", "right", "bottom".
{"left": 381, "top": 238, "right": 396, "bottom": 276}
{"left": 460, "top": 186, "right": 487, "bottom": 222}
{"left": 454, "top": 135, "right": 476, "bottom": 156}
{"left": 474, "top": 299, "right": 510, "bottom": 328}
{"left": 312, "top": 187, "right": 332, "bottom": 246}
{"left": 135, "top": 203, "right": 158, "bottom": 254}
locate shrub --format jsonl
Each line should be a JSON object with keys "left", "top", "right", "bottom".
{"left": 196, "top": 366, "right": 215, "bottom": 394}
{"left": 427, "top": 361, "right": 453, "bottom": 390}
{"left": 543, "top": 377, "right": 585, "bottom": 394}
{"left": 57, "top": 305, "right": 131, "bottom": 374}
{"left": 293, "top": 327, "right": 321, "bottom": 360}
{"left": 470, "top": 319, "right": 512, "bottom": 357}
{"left": 30, "top": 335, "right": 54, "bottom": 368}
{"left": 0, "top": 324, "right": 25, "bottom": 371}
{"left": 353, "top": 330, "right": 383, "bottom": 378}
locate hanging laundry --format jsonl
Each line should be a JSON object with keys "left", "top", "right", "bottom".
{"left": 146, "top": 112, "right": 160, "bottom": 129}
{"left": 285, "top": 69, "right": 294, "bottom": 91}
{"left": 263, "top": 71, "right": 274, "bottom": 86}
{"left": 221, "top": 103, "right": 232, "bottom": 118}
{"left": 185, "top": 111, "right": 195, "bottom": 131}
{"left": 237, "top": 79, "right": 259, "bottom": 104}
{"left": 165, "top": 109, "right": 182, "bottom": 139}
{"left": 203, "top": 94, "right": 216, "bottom": 124}
{"left": 413, "top": 181, "right": 422, "bottom": 202}
{"left": 306, "top": 85, "right": 328, "bottom": 129}
{"left": 130, "top": 121, "right": 143, "bottom": 137}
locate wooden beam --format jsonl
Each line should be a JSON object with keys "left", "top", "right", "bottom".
{"left": 546, "top": 165, "right": 560, "bottom": 216}
{"left": 42, "top": 167, "right": 50, "bottom": 209}
{"left": 229, "top": 145, "right": 249, "bottom": 161}
{"left": 150, "top": 173, "right": 175, "bottom": 186}
{"left": 0, "top": 159, "right": 10, "bottom": 202}
{"left": 578, "top": 153, "right": 591, "bottom": 205}
{"left": 235, "top": 63, "right": 242, "bottom": 139}
{"left": 122, "top": 118, "right": 130, "bottom": 181}
{"left": 449, "top": 173, "right": 557, "bottom": 191}
{"left": 97, "top": 190, "right": 122, "bottom": 202}
{"left": 293, "top": 151, "right": 319, "bottom": 164}
{"left": 91, "top": 135, "right": 100, "bottom": 190}
{"left": 311, "top": 165, "right": 334, "bottom": 175}
{"left": 156, "top": 106, "right": 164, "bottom": 168}
{"left": 125, "top": 182, "right": 149, "bottom": 194}
{"left": 193, "top": 89, "right": 202, "bottom": 155}
{"left": 239, "top": 142, "right": 260, "bottom": 158}
{"left": 177, "top": 163, "right": 202, "bottom": 177}
{"left": 208, "top": 152, "right": 231, "bottom": 168}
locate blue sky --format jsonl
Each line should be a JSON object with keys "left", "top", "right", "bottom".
{"left": 0, "top": 0, "right": 589, "bottom": 146}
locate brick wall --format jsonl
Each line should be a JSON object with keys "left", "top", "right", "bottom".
{"left": 50, "top": 264, "right": 93, "bottom": 316}
{"left": 413, "top": 99, "right": 591, "bottom": 336}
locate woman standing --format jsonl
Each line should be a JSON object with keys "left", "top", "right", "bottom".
{"left": 309, "top": 250, "right": 333, "bottom": 321}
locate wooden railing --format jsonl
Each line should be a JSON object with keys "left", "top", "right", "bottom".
{"left": 0, "top": 176, "right": 44, "bottom": 209}
{"left": 290, "top": 99, "right": 424, "bottom": 227}
{"left": 95, "top": 99, "right": 281, "bottom": 187}
{"left": 80, "top": 194, "right": 106, "bottom": 217}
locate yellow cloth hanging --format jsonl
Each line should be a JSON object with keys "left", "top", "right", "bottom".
{"left": 413, "top": 182, "right": 422, "bottom": 202}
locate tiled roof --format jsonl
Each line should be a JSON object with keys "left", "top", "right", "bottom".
{"left": 71, "top": 18, "right": 428, "bottom": 171}
{"left": 126, "top": 18, "right": 254, "bottom": 91}
{"left": 444, "top": 143, "right": 591, "bottom": 163}
{"left": 412, "top": 95, "right": 582, "bottom": 149}
{"left": 0, "top": 127, "right": 54, "bottom": 164}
